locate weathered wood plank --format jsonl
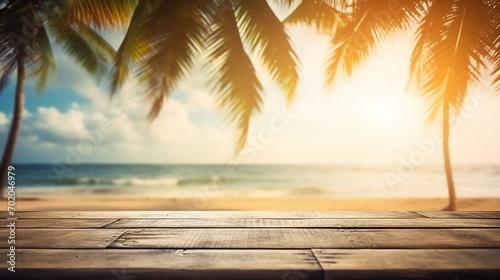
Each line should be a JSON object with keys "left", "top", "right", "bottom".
{"left": 6, "top": 211, "right": 500, "bottom": 219}
{"left": 0, "top": 249, "right": 323, "bottom": 280}
{"left": 0, "top": 229, "right": 126, "bottom": 248}
{"left": 16, "top": 219, "right": 117, "bottom": 228}
{"left": 105, "top": 218, "right": 500, "bottom": 228}
{"left": 110, "top": 228, "right": 500, "bottom": 249}
{"left": 0, "top": 211, "right": 425, "bottom": 219}
{"left": 313, "top": 249, "right": 500, "bottom": 280}
{"left": 418, "top": 211, "right": 500, "bottom": 219}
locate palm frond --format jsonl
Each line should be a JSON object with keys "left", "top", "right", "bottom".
{"left": 408, "top": 0, "right": 451, "bottom": 121}
{"left": 0, "top": 31, "right": 18, "bottom": 93}
{"left": 206, "top": 0, "right": 263, "bottom": 153}
{"left": 110, "top": 0, "right": 159, "bottom": 94}
{"left": 493, "top": 44, "right": 500, "bottom": 92}
{"left": 80, "top": 26, "right": 116, "bottom": 58}
{"left": 236, "top": 0, "right": 299, "bottom": 102}
{"left": 133, "top": 0, "right": 207, "bottom": 120}
{"left": 0, "top": 1, "right": 44, "bottom": 91}
{"left": 30, "top": 22, "right": 55, "bottom": 92}
{"left": 489, "top": 0, "right": 500, "bottom": 92}
{"left": 61, "top": 0, "right": 137, "bottom": 29}
{"left": 0, "top": 55, "right": 16, "bottom": 93}
{"left": 0, "top": 0, "right": 30, "bottom": 31}
{"left": 284, "top": 0, "right": 346, "bottom": 34}
{"left": 326, "top": 0, "right": 426, "bottom": 85}
{"left": 48, "top": 21, "right": 108, "bottom": 76}
{"left": 410, "top": 0, "right": 491, "bottom": 122}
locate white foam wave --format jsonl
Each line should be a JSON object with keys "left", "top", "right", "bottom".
{"left": 76, "top": 177, "right": 179, "bottom": 186}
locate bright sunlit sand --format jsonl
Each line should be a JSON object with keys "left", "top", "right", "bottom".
{"left": 15, "top": 197, "right": 500, "bottom": 211}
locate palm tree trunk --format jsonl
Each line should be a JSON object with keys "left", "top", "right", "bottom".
{"left": 0, "top": 52, "right": 25, "bottom": 199}
{"left": 442, "top": 100, "right": 457, "bottom": 211}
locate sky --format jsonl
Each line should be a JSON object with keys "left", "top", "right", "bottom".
{"left": 1, "top": 9, "right": 500, "bottom": 165}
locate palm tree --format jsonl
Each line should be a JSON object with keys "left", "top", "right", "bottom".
{"left": 407, "top": 0, "right": 499, "bottom": 210}
{"left": 286, "top": 0, "right": 500, "bottom": 210}
{"left": 0, "top": 0, "right": 136, "bottom": 197}
{"left": 111, "top": 0, "right": 299, "bottom": 153}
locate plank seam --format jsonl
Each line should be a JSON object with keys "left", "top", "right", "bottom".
{"left": 310, "top": 249, "right": 326, "bottom": 280}
{"left": 105, "top": 229, "right": 129, "bottom": 249}
{"left": 408, "top": 211, "right": 429, "bottom": 218}
{"left": 102, "top": 219, "right": 121, "bottom": 229}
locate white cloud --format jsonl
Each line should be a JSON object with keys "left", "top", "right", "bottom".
{"left": 32, "top": 106, "right": 87, "bottom": 141}
{"left": 148, "top": 98, "right": 232, "bottom": 159}
{"left": 8, "top": 81, "right": 234, "bottom": 163}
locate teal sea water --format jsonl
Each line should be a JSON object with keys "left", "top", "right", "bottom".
{"left": 10, "top": 164, "right": 500, "bottom": 198}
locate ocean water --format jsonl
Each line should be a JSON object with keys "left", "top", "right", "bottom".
{"left": 10, "top": 164, "right": 500, "bottom": 198}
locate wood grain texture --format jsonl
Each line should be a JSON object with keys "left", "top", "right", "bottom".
{"left": 0, "top": 211, "right": 425, "bottom": 219}
{"left": 0, "top": 229, "right": 126, "bottom": 248}
{"left": 313, "top": 249, "right": 500, "bottom": 279}
{"left": 16, "top": 218, "right": 117, "bottom": 228}
{"left": 418, "top": 211, "right": 500, "bottom": 219}
{"left": 0, "top": 249, "right": 323, "bottom": 280}
{"left": 1, "top": 211, "right": 499, "bottom": 279}
{"left": 105, "top": 218, "right": 500, "bottom": 228}
{"left": 109, "top": 228, "right": 500, "bottom": 249}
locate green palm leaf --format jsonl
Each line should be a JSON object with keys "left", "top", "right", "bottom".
{"left": 206, "top": 0, "right": 263, "bottom": 153}
{"left": 326, "top": 0, "right": 426, "bottom": 85}
{"left": 112, "top": 0, "right": 297, "bottom": 153}
{"left": 30, "top": 22, "right": 55, "bottom": 92}
{"left": 61, "top": 0, "right": 138, "bottom": 29}
{"left": 236, "top": 0, "right": 299, "bottom": 102}
{"left": 0, "top": 33, "right": 17, "bottom": 93}
{"left": 0, "top": 0, "right": 134, "bottom": 194}
{"left": 130, "top": 0, "right": 208, "bottom": 120}
{"left": 0, "top": 58, "right": 16, "bottom": 93}
{"left": 47, "top": 18, "right": 115, "bottom": 78}
{"left": 111, "top": 0, "right": 159, "bottom": 94}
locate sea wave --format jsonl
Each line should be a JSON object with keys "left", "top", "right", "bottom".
{"left": 177, "top": 177, "right": 217, "bottom": 185}
{"left": 56, "top": 177, "right": 179, "bottom": 186}
{"left": 31, "top": 176, "right": 286, "bottom": 187}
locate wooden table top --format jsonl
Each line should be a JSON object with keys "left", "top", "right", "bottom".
{"left": 1, "top": 211, "right": 500, "bottom": 279}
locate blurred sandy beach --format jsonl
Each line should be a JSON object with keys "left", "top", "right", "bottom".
{"left": 12, "top": 197, "right": 500, "bottom": 211}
